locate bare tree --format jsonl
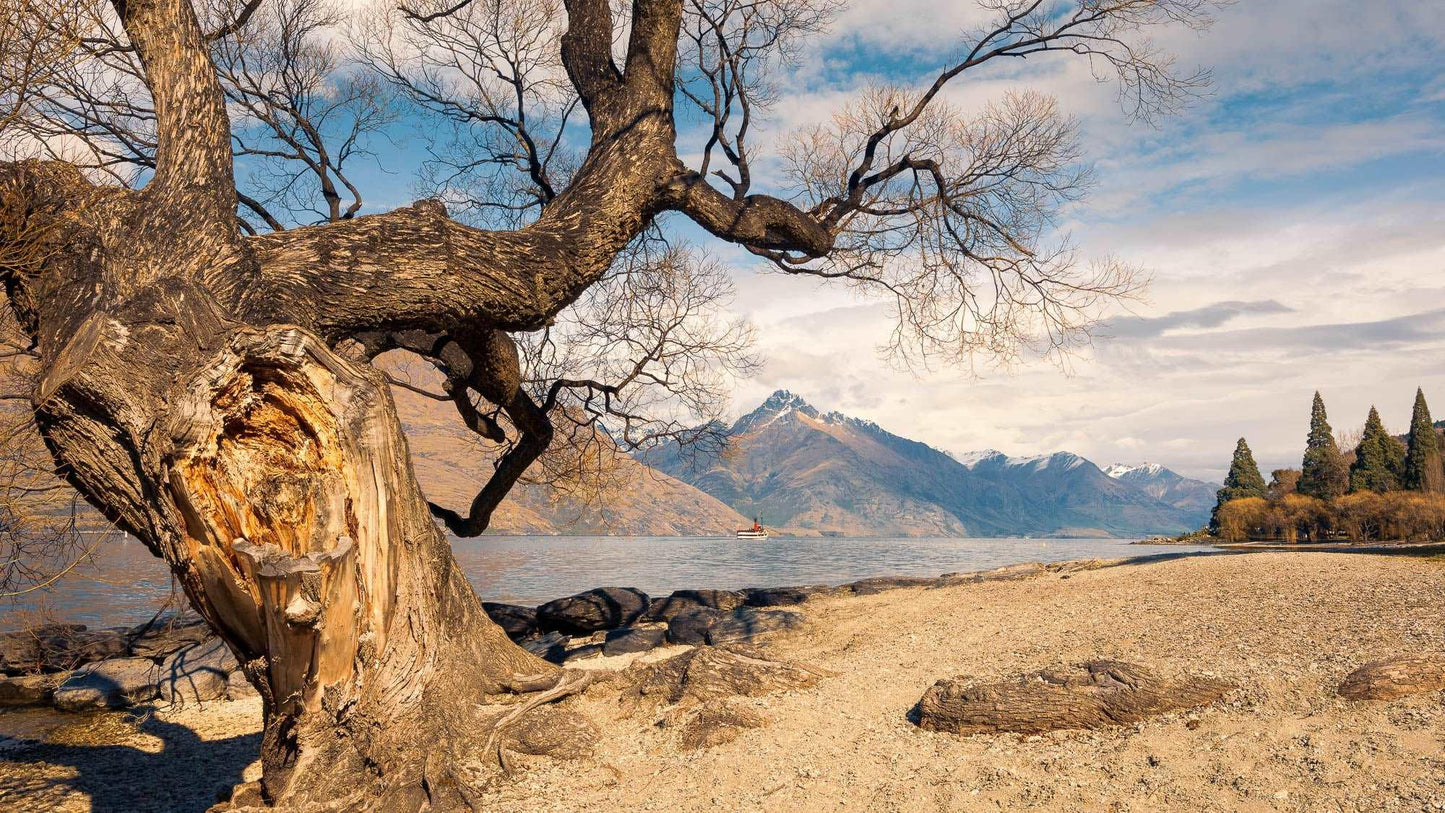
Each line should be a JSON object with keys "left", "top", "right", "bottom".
{"left": 0, "top": 0, "right": 1218, "bottom": 806}
{"left": 11, "top": 0, "right": 392, "bottom": 230}
{"left": 355, "top": 0, "right": 580, "bottom": 227}
{"left": 211, "top": 0, "right": 398, "bottom": 229}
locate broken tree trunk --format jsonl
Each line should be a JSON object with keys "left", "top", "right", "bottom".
{"left": 35, "top": 313, "right": 567, "bottom": 806}
{"left": 913, "top": 660, "right": 1233, "bottom": 736}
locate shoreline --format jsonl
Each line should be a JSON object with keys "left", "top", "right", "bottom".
{"left": 3, "top": 549, "right": 1444, "bottom": 811}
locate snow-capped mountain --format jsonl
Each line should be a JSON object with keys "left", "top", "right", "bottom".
{"left": 647, "top": 390, "right": 1210, "bottom": 537}
{"left": 1105, "top": 462, "right": 1218, "bottom": 518}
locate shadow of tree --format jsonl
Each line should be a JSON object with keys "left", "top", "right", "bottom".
{"left": 0, "top": 684, "right": 259, "bottom": 813}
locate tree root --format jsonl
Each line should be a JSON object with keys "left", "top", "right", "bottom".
{"left": 481, "top": 669, "right": 595, "bottom": 769}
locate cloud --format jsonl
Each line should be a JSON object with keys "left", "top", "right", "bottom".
{"left": 1103, "top": 300, "right": 1295, "bottom": 340}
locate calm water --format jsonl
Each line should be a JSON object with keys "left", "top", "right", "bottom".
{"left": 1, "top": 534, "right": 1214, "bottom": 630}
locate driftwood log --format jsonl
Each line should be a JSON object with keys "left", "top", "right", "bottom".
{"left": 914, "top": 660, "right": 1233, "bottom": 736}
{"left": 1337, "top": 654, "right": 1445, "bottom": 701}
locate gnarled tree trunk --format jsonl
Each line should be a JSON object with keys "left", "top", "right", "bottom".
{"left": 0, "top": 0, "right": 1191, "bottom": 805}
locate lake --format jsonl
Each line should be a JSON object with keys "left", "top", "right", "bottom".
{"left": 1, "top": 534, "right": 1215, "bottom": 630}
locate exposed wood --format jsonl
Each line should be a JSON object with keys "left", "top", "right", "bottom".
{"left": 1337, "top": 654, "right": 1445, "bottom": 701}
{"left": 914, "top": 660, "right": 1233, "bottom": 736}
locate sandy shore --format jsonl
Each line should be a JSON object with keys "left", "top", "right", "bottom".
{"left": 3, "top": 549, "right": 1444, "bottom": 812}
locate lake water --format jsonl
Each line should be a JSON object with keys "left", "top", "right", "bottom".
{"left": 1, "top": 534, "right": 1215, "bottom": 630}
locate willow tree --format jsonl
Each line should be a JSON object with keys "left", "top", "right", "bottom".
{"left": 0, "top": 0, "right": 1218, "bottom": 807}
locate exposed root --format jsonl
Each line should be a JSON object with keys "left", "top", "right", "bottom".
{"left": 481, "top": 669, "right": 595, "bottom": 767}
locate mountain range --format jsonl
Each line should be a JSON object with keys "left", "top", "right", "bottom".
{"left": 643, "top": 390, "right": 1217, "bottom": 538}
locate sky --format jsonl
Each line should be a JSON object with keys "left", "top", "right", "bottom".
{"left": 335, "top": 0, "right": 1445, "bottom": 483}
{"left": 716, "top": 0, "right": 1445, "bottom": 481}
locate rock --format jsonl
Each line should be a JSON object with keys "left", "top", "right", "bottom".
{"left": 0, "top": 672, "right": 63, "bottom": 708}
{"left": 644, "top": 589, "right": 745, "bottom": 622}
{"left": 846, "top": 575, "right": 939, "bottom": 595}
{"left": 914, "top": 660, "right": 1233, "bottom": 736}
{"left": 226, "top": 670, "right": 259, "bottom": 701}
{"left": 1337, "top": 654, "right": 1445, "bottom": 701}
{"left": 53, "top": 657, "right": 161, "bottom": 711}
{"left": 158, "top": 638, "right": 239, "bottom": 705}
{"left": 125, "top": 612, "right": 213, "bottom": 659}
{"left": 521, "top": 631, "right": 570, "bottom": 664}
{"left": 0, "top": 623, "right": 130, "bottom": 675}
{"left": 741, "top": 586, "right": 819, "bottom": 607}
{"left": 536, "top": 587, "right": 650, "bottom": 634}
{"left": 0, "top": 624, "right": 85, "bottom": 674}
{"left": 666, "top": 608, "right": 724, "bottom": 645}
{"left": 603, "top": 626, "right": 668, "bottom": 656}
{"left": 705, "top": 608, "right": 804, "bottom": 645}
{"left": 482, "top": 602, "right": 538, "bottom": 640}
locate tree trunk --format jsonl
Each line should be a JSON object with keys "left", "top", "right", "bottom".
{"left": 37, "top": 309, "right": 564, "bottom": 806}
{"left": 0, "top": 0, "right": 829, "bottom": 806}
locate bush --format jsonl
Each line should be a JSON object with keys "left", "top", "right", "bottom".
{"left": 1214, "top": 491, "right": 1445, "bottom": 543}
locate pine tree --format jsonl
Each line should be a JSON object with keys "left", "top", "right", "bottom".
{"left": 1403, "top": 388, "right": 1445, "bottom": 493}
{"left": 1210, "top": 437, "right": 1267, "bottom": 533}
{"left": 1349, "top": 406, "right": 1406, "bottom": 493}
{"left": 1298, "top": 391, "right": 1348, "bottom": 500}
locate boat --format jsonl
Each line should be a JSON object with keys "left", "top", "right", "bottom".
{"left": 736, "top": 517, "right": 769, "bottom": 540}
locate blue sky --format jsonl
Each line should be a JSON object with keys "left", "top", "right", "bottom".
{"left": 332, "top": 0, "right": 1445, "bottom": 482}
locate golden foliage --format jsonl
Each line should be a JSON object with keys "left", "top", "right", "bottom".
{"left": 1215, "top": 491, "right": 1445, "bottom": 543}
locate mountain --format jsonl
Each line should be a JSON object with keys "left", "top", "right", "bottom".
{"left": 1104, "top": 463, "right": 1217, "bottom": 524}
{"left": 386, "top": 355, "right": 748, "bottom": 536}
{"left": 647, "top": 390, "right": 1203, "bottom": 537}
{"left": 645, "top": 391, "right": 975, "bottom": 536}
{"left": 957, "top": 451, "right": 1203, "bottom": 537}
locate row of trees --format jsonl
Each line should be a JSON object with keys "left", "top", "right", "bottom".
{"left": 1209, "top": 388, "right": 1445, "bottom": 542}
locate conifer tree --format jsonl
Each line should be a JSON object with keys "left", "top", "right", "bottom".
{"left": 1298, "top": 391, "right": 1348, "bottom": 500}
{"left": 1403, "top": 388, "right": 1445, "bottom": 493}
{"left": 1210, "top": 437, "right": 1267, "bottom": 533}
{"left": 1349, "top": 406, "right": 1406, "bottom": 493}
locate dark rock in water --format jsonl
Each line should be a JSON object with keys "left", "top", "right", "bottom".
{"left": 0, "top": 624, "right": 130, "bottom": 675}
{"left": 604, "top": 626, "right": 668, "bottom": 656}
{"left": 846, "top": 575, "right": 939, "bottom": 595}
{"left": 126, "top": 613, "right": 213, "bottom": 659}
{"left": 226, "top": 670, "right": 259, "bottom": 701}
{"left": 706, "top": 608, "right": 804, "bottom": 645}
{"left": 666, "top": 608, "right": 723, "bottom": 645}
{"left": 159, "top": 638, "right": 238, "bottom": 705}
{"left": 0, "top": 672, "right": 63, "bottom": 708}
{"left": 913, "top": 660, "right": 1233, "bottom": 735}
{"left": 521, "top": 631, "right": 570, "bottom": 664}
{"left": 53, "top": 657, "right": 160, "bottom": 711}
{"left": 741, "top": 586, "right": 823, "bottom": 607}
{"left": 482, "top": 602, "right": 538, "bottom": 640}
{"left": 644, "top": 589, "right": 745, "bottom": 622}
{"left": 537, "top": 587, "right": 650, "bottom": 634}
